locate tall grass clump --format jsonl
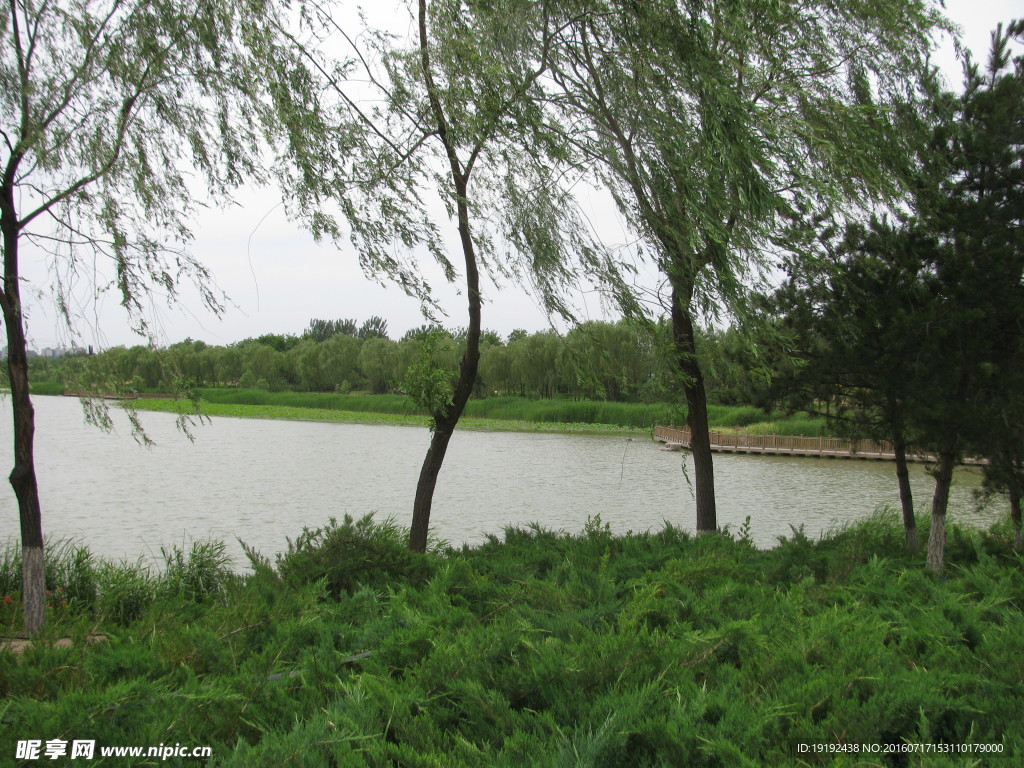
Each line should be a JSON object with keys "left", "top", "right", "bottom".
{"left": 0, "top": 537, "right": 237, "bottom": 629}
{"left": 28, "top": 381, "right": 65, "bottom": 396}
{"left": 200, "top": 390, "right": 675, "bottom": 428}
{"left": 449, "top": 396, "right": 677, "bottom": 428}
{"left": 0, "top": 538, "right": 97, "bottom": 610}
{"left": 94, "top": 559, "right": 156, "bottom": 625}
{"left": 705, "top": 404, "right": 767, "bottom": 426}
{"left": 158, "top": 540, "right": 235, "bottom": 602}
{"left": 0, "top": 539, "right": 20, "bottom": 598}
{"left": 43, "top": 540, "right": 97, "bottom": 610}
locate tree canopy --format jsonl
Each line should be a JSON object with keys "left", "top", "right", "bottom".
{"left": 540, "top": 0, "right": 946, "bottom": 532}
{"left": 0, "top": 0, "right": 312, "bottom": 633}
{"left": 756, "top": 19, "right": 1024, "bottom": 571}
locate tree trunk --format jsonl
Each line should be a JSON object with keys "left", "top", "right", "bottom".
{"left": 671, "top": 281, "right": 716, "bottom": 534}
{"left": 926, "top": 449, "right": 956, "bottom": 574}
{"left": 408, "top": 0, "right": 484, "bottom": 553}
{"left": 407, "top": 11, "right": 483, "bottom": 550}
{"left": 1, "top": 188, "right": 46, "bottom": 635}
{"left": 1010, "top": 485, "right": 1022, "bottom": 553}
{"left": 410, "top": 420, "right": 455, "bottom": 553}
{"left": 892, "top": 434, "right": 917, "bottom": 551}
{"left": 408, "top": 210, "right": 481, "bottom": 551}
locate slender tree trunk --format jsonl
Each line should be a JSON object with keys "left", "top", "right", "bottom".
{"left": 892, "top": 434, "right": 917, "bottom": 551}
{"left": 926, "top": 449, "right": 957, "bottom": 574}
{"left": 410, "top": 421, "right": 455, "bottom": 553}
{"left": 408, "top": 2, "right": 482, "bottom": 552}
{"left": 1, "top": 186, "right": 46, "bottom": 635}
{"left": 408, "top": 185, "right": 482, "bottom": 552}
{"left": 1010, "top": 485, "right": 1022, "bottom": 552}
{"left": 670, "top": 280, "right": 716, "bottom": 533}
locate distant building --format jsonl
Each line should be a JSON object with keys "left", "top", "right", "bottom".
{"left": 14, "top": 345, "right": 86, "bottom": 360}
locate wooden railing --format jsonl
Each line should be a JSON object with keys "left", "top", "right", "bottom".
{"left": 655, "top": 425, "right": 899, "bottom": 459}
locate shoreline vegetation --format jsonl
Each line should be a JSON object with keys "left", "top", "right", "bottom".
{"left": 29, "top": 384, "right": 832, "bottom": 437}
{"left": 2, "top": 514, "right": 1021, "bottom": 765}
{"left": 125, "top": 396, "right": 649, "bottom": 436}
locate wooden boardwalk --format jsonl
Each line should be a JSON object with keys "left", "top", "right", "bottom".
{"left": 655, "top": 425, "right": 930, "bottom": 462}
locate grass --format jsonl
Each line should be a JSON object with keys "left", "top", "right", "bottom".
{"left": 128, "top": 397, "right": 648, "bottom": 435}
{"left": 193, "top": 388, "right": 676, "bottom": 428}
{"left": 22, "top": 385, "right": 830, "bottom": 434}
{"left": 2, "top": 514, "right": 1022, "bottom": 765}
{"left": 1, "top": 538, "right": 234, "bottom": 633}
{"left": 130, "top": 389, "right": 830, "bottom": 436}
{"left": 27, "top": 381, "right": 65, "bottom": 396}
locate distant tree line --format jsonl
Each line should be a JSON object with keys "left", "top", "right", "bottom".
{"left": 27, "top": 317, "right": 764, "bottom": 406}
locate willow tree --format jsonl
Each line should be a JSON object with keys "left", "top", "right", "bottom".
{"left": 545, "top": 0, "right": 945, "bottom": 533}
{"left": 275, "top": 0, "right": 591, "bottom": 551}
{"left": 0, "top": 0, "right": 302, "bottom": 633}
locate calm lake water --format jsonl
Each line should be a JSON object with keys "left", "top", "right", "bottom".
{"left": 0, "top": 396, "right": 1005, "bottom": 564}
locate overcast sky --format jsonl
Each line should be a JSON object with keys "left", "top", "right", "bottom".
{"left": 19, "top": 0, "right": 1024, "bottom": 351}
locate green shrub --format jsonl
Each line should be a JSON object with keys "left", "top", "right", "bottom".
{"left": 276, "top": 514, "right": 436, "bottom": 597}
{"left": 706, "top": 405, "right": 766, "bottom": 427}
{"left": 4, "top": 520, "right": 1024, "bottom": 765}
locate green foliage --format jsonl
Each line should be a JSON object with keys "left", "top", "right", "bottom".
{"left": 402, "top": 329, "right": 457, "bottom": 429}
{"left": 304, "top": 317, "right": 358, "bottom": 342}
{"left": 34, "top": 317, "right": 785, "bottom": 409}
{"left": 182, "top": 389, "right": 825, "bottom": 435}
{"left": 357, "top": 316, "right": 390, "bottom": 341}
{"left": 758, "top": 21, "right": 1024, "bottom": 571}
{"left": 0, "top": 540, "right": 18, "bottom": 599}
{"left": 197, "top": 389, "right": 428, "bottom": 414}
{"left": 28, "top": 381, "right": 64, "bottom": 396}
{"left": 133, "top": 389, "right": 830, "bottom": 438}
{"left": 0, "top": 539, "right": 96, "bottom": 613}
{"left": 158, "top": 541, "right": 234, "bottom": 603}
{"left": 4, "top": 519, "right": 1024, "bottom": 764}
{"left": 94, "top": 559, "right": 156, "bottom": 626}
{"left": 276, "top": 515, "right": 436, "bottom": 598}
{"left": 0, "top": 538, "right": 234, "bottom": 630}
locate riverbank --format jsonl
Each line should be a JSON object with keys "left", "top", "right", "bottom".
{"left": 127, "top": 397, "right": 648, "bottom": 436}
{"left": 2, "top": 515, "right": 1021, "bottom": 765}
{"left": 119, "top": 388, "right": 829, "bottom": 436}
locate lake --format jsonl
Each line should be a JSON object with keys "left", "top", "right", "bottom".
{"left": 0, "top": 395, "right": 1004, "bottom": 565}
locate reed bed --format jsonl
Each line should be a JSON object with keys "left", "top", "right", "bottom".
{"left": 181, "top": 390, "right": 827, "bottom": 435}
